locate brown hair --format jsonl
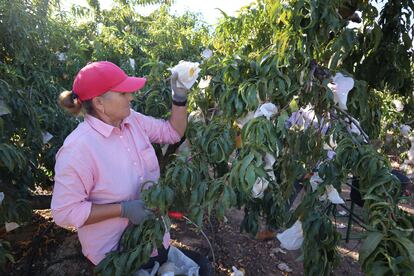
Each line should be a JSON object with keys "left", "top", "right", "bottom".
{"left": 58, "top": 90, "right": 94, "bottom": 116}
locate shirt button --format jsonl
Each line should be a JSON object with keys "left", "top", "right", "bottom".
{"left": 140, "top": 176, "right": 144, "bottom": 181}
{"left": 133, "top": 162, "right": 137, "bottom": 165}
{"left": 127, "top": 148, "right": 130, "bottom": 151}
{"left": 120, "top": 135, "right": 123, "bottom": 138}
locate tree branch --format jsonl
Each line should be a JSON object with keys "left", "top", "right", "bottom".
{"left": 333, "top": 107, "right": 370, "bottom": 143}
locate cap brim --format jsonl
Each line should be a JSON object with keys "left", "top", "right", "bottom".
{"left": 111, "top": 77, "right": 147, "bottom": 93}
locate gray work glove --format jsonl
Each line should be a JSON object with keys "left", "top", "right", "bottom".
{"left": 170, "top": 72, "right": 189, "bottom": 103}
{"left": 120, "top": 200, "right": 153, "bottom": 225}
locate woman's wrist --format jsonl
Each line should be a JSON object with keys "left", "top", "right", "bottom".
{"left": 84, "top": 203, "right": 123, "bottom": 225}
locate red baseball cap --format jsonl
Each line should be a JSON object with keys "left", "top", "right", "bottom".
{"left": 72, "top": 61, "right": 146, "bottom": 101}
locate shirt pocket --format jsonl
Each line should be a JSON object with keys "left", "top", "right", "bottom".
{"left": 140, "top": 146, "right": 159, "bottom": 172}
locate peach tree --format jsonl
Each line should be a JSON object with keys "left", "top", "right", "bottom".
{"left": 1, "top": 0, "right": 413, "bottom": 275}
{"left": 98, "top": 0, "right": 414, "bottom": 275}
{"left": 0, "top": 0, "right": 208, "bottom": 272}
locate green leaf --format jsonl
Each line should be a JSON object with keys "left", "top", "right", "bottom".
{"left": 124, "top": 248, "right": 138, "bottom": 273}
{"left": 370, "top": 261, "right": 391, "bottom": 276}
{"left": 397, "top": 237, "right": 414, "bottom": 263}
{"left": 359, "top": 231, "right": 384, "bottom": 264}
{"left": 245, "top": 165, "right": 256, "bottom": 189}
{"left": 0, "top": 100, "right": 11, "bottom": 116}
{"left": 276, "top": 110, "right": 289, "bottom": 133}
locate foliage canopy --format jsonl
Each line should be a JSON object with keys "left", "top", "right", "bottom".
{"left": 1, "top": 0, "right": 413, "bottom": 275}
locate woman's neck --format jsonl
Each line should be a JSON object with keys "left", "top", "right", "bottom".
{"left": 91, "top": 111, "right": 121, "bottom": 128}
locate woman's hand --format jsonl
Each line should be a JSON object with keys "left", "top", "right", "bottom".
{"left": 170, "top": 72, "right": 189, "bottom": 103}
{"left": 169, "top": 72, "right": 188, "bottom": 137}
{"left": 120, "top": 200, "right": 154, "bottom": 225}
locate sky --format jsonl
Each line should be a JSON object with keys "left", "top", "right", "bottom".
{"left": 61, "top": 1, "right": 392, "bottom": 28}
{"left": 62, "top": 0, "right": 412, "bottom": 48}
{"left": 63, "top": 0, "right": 255, "bottom": 25}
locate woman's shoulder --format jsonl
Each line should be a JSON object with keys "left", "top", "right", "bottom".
{"left": 56, "top": 122, "right": 95, "bottom": 162}
{"left": 62, "top": 122, "right": 93, "bottom": 148}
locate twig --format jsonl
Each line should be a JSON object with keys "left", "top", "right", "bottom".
{"left": 257, "top": 43, "right": 274, "bottom": 56}
{"left": 278, "top": 102, "right": 291, "bottom": 114}
{"left": 207, "top": 216, "right": 217, "bottom": 242}
{"left": 209, "top": 108, "right": 217, "bottom": 122}
{"left": 182, "top": 215, "right": 216, "bottom": 265}
{"left": 337, "top": 116, "right": 363, "bottom": 146}
{"left": 333, "top": 107, "right": 370, "bottom": 143}
{"left": 159, "top": 136, "right": 186, "bottom": 172}
{"left": 405, "top": 119, "right": 414, "bottom": 126}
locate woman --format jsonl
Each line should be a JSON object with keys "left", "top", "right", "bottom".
{"left": 51, "top": 61, "right": 189, "bottom": 266}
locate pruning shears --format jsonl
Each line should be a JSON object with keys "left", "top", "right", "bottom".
{"left": 167, "top": 210, "right": 184, "bottom": 220}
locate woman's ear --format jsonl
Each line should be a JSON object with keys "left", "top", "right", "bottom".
{"left": 92, "top": 96, "right": 105, "bottom": 114}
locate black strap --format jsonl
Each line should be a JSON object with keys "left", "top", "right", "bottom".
{"left": 172, "top": 99, "right": 187, "bottom": 106}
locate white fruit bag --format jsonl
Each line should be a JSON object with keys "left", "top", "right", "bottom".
{"left": 276, "top": 220, "right": 304, "bottom": 250}
{"left": 169, "top": 61, "right": 201, "bottom": 89}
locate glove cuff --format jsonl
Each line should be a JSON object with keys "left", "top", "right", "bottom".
{"left": 172, "top": 99, "right": 187, "bottom": 106}
{"left": 172, "top": 92, "right": 187, "bottom": 103}
{"left": 120, "top": 202, "right": 127, "bottom": 218}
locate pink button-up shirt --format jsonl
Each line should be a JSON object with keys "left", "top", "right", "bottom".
{"left": 51, "top": 110, "right": 181, "bottom": 265}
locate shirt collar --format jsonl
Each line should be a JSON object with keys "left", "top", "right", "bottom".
{"left": 121, "top": 111, "right": 133, "bottom": 128}
{"left": 84, "top": 114, "right": 115, "bottom": 138}
{"left": 84, "top": 112, "right": 133, "bottom": 138}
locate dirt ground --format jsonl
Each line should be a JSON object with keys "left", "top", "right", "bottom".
{"left": 4, "top": 184, "right": 413, "bottom": 276}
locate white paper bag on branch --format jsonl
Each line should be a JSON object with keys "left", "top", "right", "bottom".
{"left": 254, "top": 102, "right": 278, "bottom": 120}
{"left": 276, "top": 220, "right": 303, "bottom": 250}
{"left": 169, "top": 61, "right": 201, "bottom": 89}
{"left": 327, "top": 73, "right": 354, "bottom": 111}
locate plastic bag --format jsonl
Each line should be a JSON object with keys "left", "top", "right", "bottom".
{"left": 264, "top": 153, "right": 276, "bottom": 182}
{"left": 327, "top": 73, "right": 354, "bottom": 111}
{"left": 235, "top": 111, "right": 254, "bottom": 129}
{"left": 134, "top": 261, "right": 159, "bottom": 276}
{"left": 309, "top": 173, "right": 345, "bottom": 204}
{"left": 400, "top": 124, "right": 411, "bottom": 138}
{"left": 231, "top": 266, "right": 245, "bottom": 276}
{"left": 407, "top": 137, "right": 414, "bottom": 163}
{"left": 276, "top": 220, "right": 303, "bottom": 250}
{"left": 252, "top": 177, "right": 269, "bottom": 198}
{"left": 286, "top": 105, "right": 317, "bottom": 130}
{"left": 254, "top": 102, "right": 278, "bottom": 120}
{"left": 327, "top": 150, "right": 336, "bottom": 160}
{"left": 344, "top": 117, "right": 361, "bottom": 136}
{"left": 5, "top": 222, "right": 20, "bottom": 232}
{"left": 310, "top": 173, "right": 323, "bottom": 192}
{"left": 325, "top": 185, "right": 345, "bottom": 204}
{"left": 157, "top": 246, "right": 199, "bottom": 276}
{"left": 252, "top": 152, "right": 276, "bottom": 198}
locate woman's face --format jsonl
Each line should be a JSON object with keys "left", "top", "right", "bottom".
{"left": 96, "top": 91, "right": 134, "bottom": 127}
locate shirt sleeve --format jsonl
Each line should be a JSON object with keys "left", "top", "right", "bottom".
{"left": 51, "top": 145, "right": 93, "bottom": 229}
{"left": 134, "top": 111, "right": 182, "bottom": 144}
